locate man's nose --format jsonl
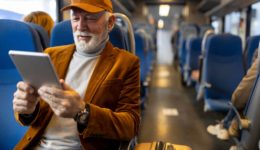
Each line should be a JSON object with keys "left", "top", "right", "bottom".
{"left": 77, "top": 19, "right": 88, "bottom": 31}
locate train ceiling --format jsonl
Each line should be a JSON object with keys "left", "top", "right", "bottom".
{"left": 114, "top": 0, "right": 259, "bottom": 17}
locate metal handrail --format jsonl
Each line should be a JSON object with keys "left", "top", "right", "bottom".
{"left": 114, "top": 13, "right": 135, "bottom": 55}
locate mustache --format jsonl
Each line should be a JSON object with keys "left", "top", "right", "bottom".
{"left": 73, "top": 31, "right": 95, "bottom": 37}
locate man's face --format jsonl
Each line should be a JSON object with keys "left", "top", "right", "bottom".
{"left": 71, "top": 8, "right": 110, "bottom": 53}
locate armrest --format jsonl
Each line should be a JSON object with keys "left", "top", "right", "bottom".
{"left": 228, "top": 102, "right": 251, "bottom": 130}
{"left": 201, "top": 81, "right": 212, "bottom": 88}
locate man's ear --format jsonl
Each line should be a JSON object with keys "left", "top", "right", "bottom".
{"left": 108, "top": 14, "right": 115, "bottom": 31}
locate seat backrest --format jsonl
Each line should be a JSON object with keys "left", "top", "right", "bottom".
{"left": 0, "top": 19, "right": 42, "bottom": 149}
{"left": 0, "top": 19, "right": 42, "bottom": 70}
{"left": 198, "top": 30, "right": 214, "bottom": 83}
{"left": 134, "top": 31, "right": 147, "bottom": 82}
{"left": 50, "top": 20, "right": 129, "bottom": 51}
{"left": 114, "top": 13, "right": 135, "bottom": 54}
{"left": 186, "top": 37, "right": 202, "bottom": 70}
{"left": 178, "top": 24, "right": 199, "bottom": 71}
{"left": 238, "top": 52, "right": 260, "bottom": 150}
{"left": 27, "top": 22, "right": 50, "bottom": 49}
{"left": 109, "top": 24, "right": 128, "bottom": 50}
{"left": 244, "top": 35, "right": 260, "bottom": 71}
{"left": 204, "top": 34, "right": 244, "bottom": 100}
{"left": 50, "top": 20, "right": 73, "bottom": 47}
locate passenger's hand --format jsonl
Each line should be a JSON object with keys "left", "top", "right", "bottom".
{"left": 13, "top": 81, "right": 39, "bottom": 115}
{"left": 38, "top": 79, "right": 85, "bottom": 118}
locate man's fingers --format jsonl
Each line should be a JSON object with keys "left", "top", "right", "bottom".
{"left": 38, "top": 86, "right": 64, "bottom": 98}
{"left": 17, "top": 81, "right": 34, "bottom": 93}
{"left": 14, "top": 90, "right": 37, "bottom": 103}
{"left": 60, "top": 79, "right": 73, "bottom": 91}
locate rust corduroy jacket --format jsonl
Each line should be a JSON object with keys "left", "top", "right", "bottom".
{"left": 14, "top": 42, "right": 141, "bottom": 150}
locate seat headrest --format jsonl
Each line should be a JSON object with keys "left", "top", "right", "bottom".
{"left": 206, "top": 34, "right": 242, "bottom": 56}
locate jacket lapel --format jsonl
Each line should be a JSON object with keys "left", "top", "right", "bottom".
{"left": 84, "top": 42, "right": 117, "bottom": 103}
{"left": 54, "top": 44, "right": 75, "bottom": 79}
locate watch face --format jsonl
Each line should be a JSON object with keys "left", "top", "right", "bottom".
{"left": 78, "top": 111, "right": 88, "bottom": 125}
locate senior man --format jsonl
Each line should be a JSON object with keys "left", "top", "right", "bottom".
{"left": 13, "top": 0, "right": 140, "bottom": 149}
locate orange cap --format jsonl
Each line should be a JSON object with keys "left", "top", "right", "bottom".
{"left": 61, "top": 0, "right": 113, "bottom": 13}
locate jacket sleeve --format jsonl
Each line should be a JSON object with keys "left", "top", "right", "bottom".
{"left": 231, "top": 59, "right": 258, "bottom": 111}
{"left": 14, "top": 101, "right": 42, "bottom": 126}
{"left": 81, "top": 57, "right": 141, "bottom": 140}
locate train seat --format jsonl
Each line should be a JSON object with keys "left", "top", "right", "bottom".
{"left": 243, "top": 35, "right": 260, "bottom": 71}
{"left": 50, "top": 20, "right": 73, "bottom": 47}
{"left": 184, "top": 37, "right": 202, "bottom": 86}
{"left": 178, "top": 23, "right": 199, "bottom": 85}
{"left": 196, "top": 30, "right": 215, "bottom": 100}
{"left": 134, "top": 31, "right": 147, "bottom": 108}
{"left": 27, "top": 22, "right": 50, "bottom": 49}
{"left": 203, "top": 34, "right": 245, "bottom": 112}
{"left": 0, "top": 19, "right": 42, "bottom": 149}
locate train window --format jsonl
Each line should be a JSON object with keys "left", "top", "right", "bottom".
{"left": 0, "top": 0, "right": 57, "bottom": 21}
{"left": 211, "top": 18, "right": 223, "bottom": 34}
{"left": 224, "top": 12, "right": 241, "bottom": 35}
{"left": 224, "top": 11, "right": 246, "bottom": 48}
{"left": 250, "top": 2, "right": 260, "bottom": 36}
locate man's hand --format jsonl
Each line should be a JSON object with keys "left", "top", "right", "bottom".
{"left": 13, "top": 81, "right": 39, "bottom": 115}
{"left": 38, "top": 79, "right": 85, "bottom": 118}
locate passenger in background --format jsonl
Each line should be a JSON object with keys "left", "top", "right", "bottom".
{"left": 13, "top": 0, "right": 140, "bottom": 149}
{"left": 23, "top": 11, "right": 54, "bottom": 38}
{"left": 171, "top": 26, "right": 180, "bottom": 67}
{"left": 207, "top": 52, "right": 258, "bottom": 141}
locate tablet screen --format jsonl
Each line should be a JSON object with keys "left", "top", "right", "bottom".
{"left": 9, "top": 50, "right": 62, "bottom": 89}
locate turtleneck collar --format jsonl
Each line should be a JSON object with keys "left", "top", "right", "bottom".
{"left": 76, "top": 36, "right": 109, "bottom": 57}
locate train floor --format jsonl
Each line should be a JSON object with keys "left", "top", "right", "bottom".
{"left": 137, "top": 64, "right": 235, "bottom": 150}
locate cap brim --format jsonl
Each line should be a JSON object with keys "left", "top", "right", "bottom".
{"left": 61, "top": 3, "right": 105, "bottom": 13}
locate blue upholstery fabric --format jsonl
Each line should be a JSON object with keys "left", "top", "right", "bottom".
{"left": 179, "top": 39, "right": 187, "bottom": 71}
{"left": 0, "top": 19, "right": 42, "bottom": 149}
{"left": 204, "top": 34, "right": 245, "bottom": 112}
{"left": 27, "top": 23, "right": 50, "bottom": 49}
{"left": 109, "top": 24, "right": 128, "bottom": 50}
{"left": 187, "top": 37, "right": 202, "bottom": 70}
{"left": 50, "top": 20, "right": 73, "bottom": 47}
{"left": 244, "top": 35, "right": 260, "bottom": 71}
{"left": 50, "top": 20, "right": 128, "bottom": 50}
{"left": 135, "top": 32, "right": 147, "bottom": 83}
{"left": 184, "top": 37, "right": 202, "bottom": 86}
{"left": 178, "top": 24, "right": 199, "bottom": 84}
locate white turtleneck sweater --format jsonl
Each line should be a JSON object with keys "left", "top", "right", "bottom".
{"left": 35, "top": 38, "right": 108, "bottom": 150}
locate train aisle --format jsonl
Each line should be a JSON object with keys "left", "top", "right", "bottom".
{"left": 138, "top": 64, "right": 235, "bottom": 150}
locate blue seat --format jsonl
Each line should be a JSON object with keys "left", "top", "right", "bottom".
{"left": 178, "top": 24, "right": 199, "bottom": 85}
{"left": 27, "top": 23, "right": 50, "bottom": 49}
{"left": 50, "top": 20, "right": 73, "bottom": 47}
{"left": 203, "top": 34, "right": 245, "bottom": 112}
{"left": 244, "top": 35, "right": 260, "bottom": 71}
{"left": 109, "top": 24, "right": 128, "bottom": 50}
{"left": 0, "top": 19, "right": 42, "bottom": 149}
{"left": 50, "top": 20, "right": 128, "bottom": 50}
{"left": 196, "top": 30, "right": 215, "bottom": 100}
{"left": 185, "top": 37, "right": 202, "bottom": 86}
{"left": 134, "top": 31, "right": 147, "bottom": 108}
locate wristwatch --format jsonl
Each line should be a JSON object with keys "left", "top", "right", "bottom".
{"left": 74, "top": 104, "right": 90, "bottom": 126}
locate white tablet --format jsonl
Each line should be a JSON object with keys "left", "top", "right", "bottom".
{"left": 9, "top": 50, "right": 62, "bottom": 89}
